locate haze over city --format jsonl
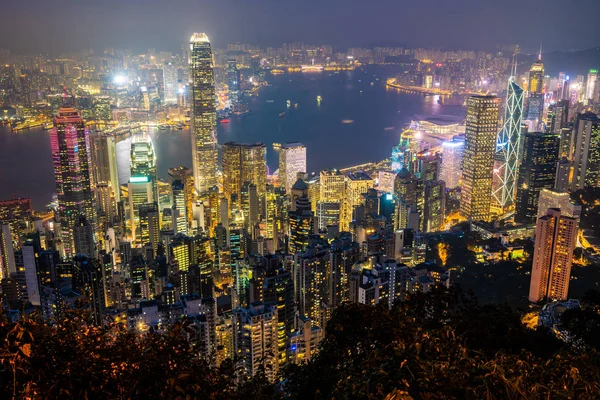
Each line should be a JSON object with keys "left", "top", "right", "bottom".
{"left": 3, "top": 0, "right": 600, "bottom": 54}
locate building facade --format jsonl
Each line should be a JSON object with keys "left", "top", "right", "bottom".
{"left": 190, "top": 33, "right": 218, "bottom": 194}
{"left": 460, "top": 96, "right": 500, "bottom": 222}
{"left": 528, "top": 209, "right": 577, "bottom": 302}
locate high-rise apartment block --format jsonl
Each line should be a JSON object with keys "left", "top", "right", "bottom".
{"left": 529, "top": 209, "right": 577, "bottom": 302}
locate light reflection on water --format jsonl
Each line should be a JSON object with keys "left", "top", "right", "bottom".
{"left": 0, "top": 66, "right": 465, "bottom": 208}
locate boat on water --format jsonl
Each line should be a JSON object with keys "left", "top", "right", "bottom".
{"left": 220, "top": 119, "right": 230, "bottom": 124}
{"left": 301, "top": 64, "right": 324, "bottom": 72}
{"left": 266, "top": 100, "right": 274, "bottom": 103}
{"left": 341, "top": 119, "right": 354, "bottom": 124}
{"left": 273, "top": 142, "right": 282, "bottom": 150}
{"left": 158, "top": 125, "right": 168, "bottom": 130}
{"left": 233, "top": 110, "right": 253, "bottom": 117}
{"left": 279, "top": 112, "right": 285, "bottom": 117}
{"left": 12, "top": 120, "right": 44, "bottom": 131}
{"left": 43, "top": 122, "right": 53, "bottom": 130}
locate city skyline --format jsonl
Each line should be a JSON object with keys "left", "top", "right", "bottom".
{"left": 1, "top": 3, "right": 600, "bottom": 394}
{"left": 2, "top": 0, "right": 600, "bottom": 55}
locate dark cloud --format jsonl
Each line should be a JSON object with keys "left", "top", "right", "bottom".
{"left": 2, "top": 0, "right": 599, "bottom": 54}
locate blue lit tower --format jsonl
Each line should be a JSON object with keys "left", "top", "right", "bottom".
{"left": 391, "top": 129, "right": 412, "bottom": 173}
{"left": 492, "top": 70, "right": 524, "bottom": 211}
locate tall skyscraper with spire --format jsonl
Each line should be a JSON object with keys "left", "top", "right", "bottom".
{"left": 50, "top": 108, "right": 96, "bottom": 256}
{"left": 492, "top": 51, "right": 524, "bottom": 212}
{"left": 190, "top": 33, "right": 218, "bottom": 195}
{"left": 526, "top": 48, "right": 545, "bottom": 126}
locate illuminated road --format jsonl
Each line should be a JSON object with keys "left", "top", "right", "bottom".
{"left": 386, "top": 78, "right": 453, "bottom": 95}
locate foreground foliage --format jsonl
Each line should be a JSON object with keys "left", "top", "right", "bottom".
{"left": 283, "top": 289, "right": 600, "bottom": 399}
{"left": 0, "top": 310, "right": 274, "bottom": 399}
{"left": 2, "top": 288, "right": 600, "bottom": 399}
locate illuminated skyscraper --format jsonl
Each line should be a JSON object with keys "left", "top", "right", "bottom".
{"left": 127, "top": 177, "right": 155, "bottom": 245}
{"left": 423, "top": 180, "right": 445, "bottom": 232}
{"left": 460, "top": 96, "right": 500, "bottom": 222}
{"left": 232, "top": 303, "right": 279, "bottom": 381}
{"left": 227, "top": 59, "right": 240, "bottom": 106}
{"left": 50, "top": 108, "right": 96, "bottom": 256}
{"left": 222, "top": 142, "right": 267, "bottom": 209}
{"left": 288, "top": 191, "right": 314, "bottom": 255}
{"left": 537, "top": 189, "right": 581, "bottom": 220}
{"left": 570, "top": 112, "right": 600, "bottom": 190}
{"left": 90, "top": 133, "right": 120, "bottom": 202}
{"left": 73, "top": 216, "right": 96, "bottom": 258}
{"left": 168, "top": 167, "right": 194, "bottom": 231}
{"left": 130, "top": 134, "right": 157, "bottom": 182}
{"left": 528, "top": 208, "right": 577, "bottom": 302}
{"left": 492, "top": 77, "right": 524, "bottom": 210}
{"left": 0, "top": 224, "right": 16, "bottom": 279}
{"left": 515, "top": 132, "right": 559, "bottom": 223}
{"left": 279, "top": 143, "right": 307, "bottom": 194}
{"left": 316, "top": 170, "right": 344, "bottom": 228}
{"left": 526, "top": 52, "right": 545, "bottom": 125}
{"left": 171, "top": 180, "right": 188, "bottom": 235}
{"left": 163, "top": 61, "right": 179, "bottom": 104}
{"left": 586, "top": 69, "right": 598, "bottom": 102}
{"left": 138, "top": 203, "right": 160, "bottom": 258}
{"left": 440, "top": 138, "right": 464, "bottom": 189}
{"left": 342, "top": 172, "right": 374, "bottom": 230}
{"left": 547, "top": 100, "right": 569, "bottom": 135}
{"left": 190, "top": 33, "right": 218, "bottom": 194}
{"left": 319, "top": 169, "right": 345, "bottom": 203}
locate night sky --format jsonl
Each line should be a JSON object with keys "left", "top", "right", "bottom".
{"left": 3, "top": 0, "right": 600, "bottom": 54}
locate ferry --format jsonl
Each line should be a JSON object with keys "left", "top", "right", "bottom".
{"left": 12, "top": 120, "right": 44, "bottom": 131}
{"left": 301, "top": 59, "right": 324, "bottom": 72}
{"left": 273, "top": 142, "right": 282, "bottom": 150}
{"left": 220, "top": 118, "right": 230, "bottom": 124}
{"left": 301, "top": 64, "right": 324, "bottom": 72}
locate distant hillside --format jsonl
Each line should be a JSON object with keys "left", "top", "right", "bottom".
{"left": 520, "top": 47, "right": 600, "bottom": 76}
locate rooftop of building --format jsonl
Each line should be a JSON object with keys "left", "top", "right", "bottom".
{"left": 190, "top": 32, "right": 210, "bottom": 43}
{"left": 222, "top": 141, "right": 266, "bottom": 148}
{"left": 53, "top": 107, "right": 83, "bottom": 124}
{"left": 347, "top": 171, "right": 372, "bottom": 181}
{"left": 281, "top": 142, "right": 306, "bottom": 149}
